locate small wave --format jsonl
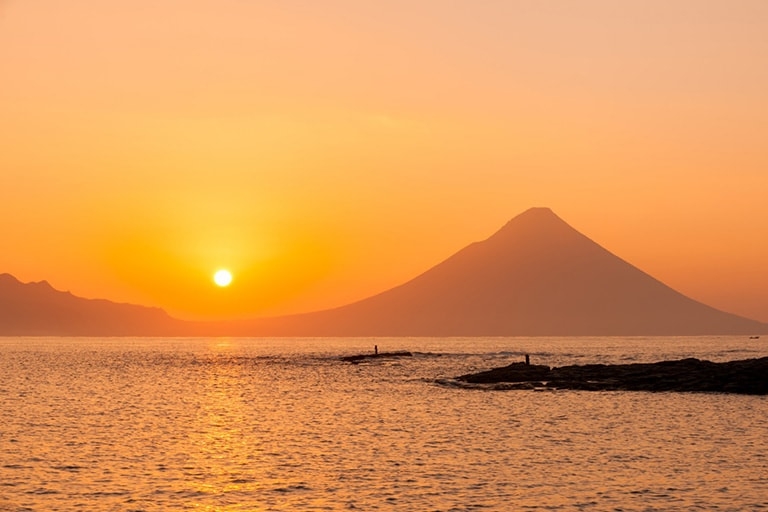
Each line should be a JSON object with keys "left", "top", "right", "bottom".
{"left": 411, "top": 351, "right": 445, "bottom": 358}
{"left": 434, "top": 378, "right": 471, "bottom": 388}
{"left": 26, "top": 488, "right": 59, "bottom": 495}
{"left": 2, "top": 464, "right": 28, "bottom": 470}
{"left": 52, "top": 464, "right": 83, "bottom": 472}
{"left": 433, "top": 378, "right": 505, "bottom": 390}
{"left": 84, "top": 490, "right": 130, "bottom": 497}
{"left": 435, "top": 378, "right": 552, "bottom": 391}
{"left": 272, "top": 483, "right": 312, "bottom": 493}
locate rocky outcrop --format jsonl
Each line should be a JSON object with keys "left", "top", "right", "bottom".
{"left": 455, "top": 357, "right": 768, "bottom": 395}
{"left": 340, "top": 351, "right": 413, "bottom": 363}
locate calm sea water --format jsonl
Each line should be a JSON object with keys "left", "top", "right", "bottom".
{"left": 1, "top": 336, "right": 767, "bottom": 511}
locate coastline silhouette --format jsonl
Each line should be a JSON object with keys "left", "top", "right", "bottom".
{"left": 1, "top": 208, "right": 766, "bottom": 336}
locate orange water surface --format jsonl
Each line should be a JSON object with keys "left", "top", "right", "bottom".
{"left": 2, "top": 336, "right": 767, "bottom": 511}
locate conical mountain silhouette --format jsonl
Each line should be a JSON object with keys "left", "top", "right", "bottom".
{"left": 243, "top": 207, "right": 765, "bottom": 336}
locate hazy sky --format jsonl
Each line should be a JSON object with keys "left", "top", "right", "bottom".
{"left": 2, "top": 0, "right": 767, "bottom": 322}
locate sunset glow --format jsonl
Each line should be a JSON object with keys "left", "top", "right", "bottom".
{"left": 2, "top": 4, "right": 768, "bottom": 507}
{"left": 1, "top": 1, "right": 767, "bottom": 322}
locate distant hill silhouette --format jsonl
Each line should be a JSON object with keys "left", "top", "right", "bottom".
{"left": 233, "top": 208, "right": 767, "bottom": 336}
{"left": 0, "top": 273, "right": 187, "bottom": 336}
{"left": 2, "top": 208, "right": 766, "bottom": 336}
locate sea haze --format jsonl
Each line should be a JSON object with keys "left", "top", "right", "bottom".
{"left": 2, "top": 336, "right": 767, "bottom": 511}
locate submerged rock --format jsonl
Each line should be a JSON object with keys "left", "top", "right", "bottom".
{"left": 455, "top": 357, "right": 768, "bottom": 395}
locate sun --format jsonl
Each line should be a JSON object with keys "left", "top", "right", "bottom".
{"left": 213, "top": 269, "right": 233, "bottom": 287}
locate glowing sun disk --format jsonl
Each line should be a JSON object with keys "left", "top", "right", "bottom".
{"left": 213, "top": 269, "right": 233, "bottom": 287}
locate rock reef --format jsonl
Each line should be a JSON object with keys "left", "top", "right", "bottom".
{"left": 455, "top": 357, "right": 768, "bottom": 395}
{"left": 340, "top": 351, "right": 413, "bottom": 363}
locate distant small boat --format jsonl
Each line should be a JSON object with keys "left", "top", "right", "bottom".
{"left": 749, "top": 336, "right": 760, "bottom": 339}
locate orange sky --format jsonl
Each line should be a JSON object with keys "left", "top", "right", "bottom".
{"left": 1, "top": 0, "right": 767, "bottom": 322}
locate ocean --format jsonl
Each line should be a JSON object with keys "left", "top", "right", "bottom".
{"left": 1, "top": 336, "right": 767, "bottom": 511}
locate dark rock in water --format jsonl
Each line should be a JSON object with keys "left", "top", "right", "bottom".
{"left": 458, "top": 362, "right": 551, "bottom": 383}
{"left": 340, "top": 351, "right": 413, "bottom": 363}
{"left": 455, "top": 357, "right": 768, "bottom": 395}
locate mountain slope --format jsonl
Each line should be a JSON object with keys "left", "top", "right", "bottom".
{"left": 0, "top": 274, "right": 188, "bottom": 336}
{"left": 238, "top": 208, "right": 766, "bottom": 336}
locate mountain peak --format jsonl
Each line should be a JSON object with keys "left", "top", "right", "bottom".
{"left": 0, "top": 273, "right": 56, "bottom": 291}
{"left": 488, "top": 207, "right": 577, "bottom": 245}
{"left": 502, "top": 207, "right": 565, "bottom": 228}
{"left": 0, "top": 273, "right": 20, "bottom": 284}
{"left": 519, "top": 206, "right": 556, "bottom": 216}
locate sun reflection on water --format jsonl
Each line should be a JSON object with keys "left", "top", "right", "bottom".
{"left": 184, "top": 348, "right": 265, "bottom": 509}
